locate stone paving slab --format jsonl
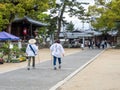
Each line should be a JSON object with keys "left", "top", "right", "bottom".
{"left": 0, "top": 49, "right": 103, "bottom": 90}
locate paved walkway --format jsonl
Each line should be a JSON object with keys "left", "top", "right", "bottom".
{"left": 0, "top": 48, "right": 103, "bottom": 90}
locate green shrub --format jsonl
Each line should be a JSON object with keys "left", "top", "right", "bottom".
{"left": 21, "top": 47, "right": 26, "bottom": 52}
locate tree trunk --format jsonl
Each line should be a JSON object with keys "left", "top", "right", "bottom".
{"left": 56, "top": 18, "right": 62, "bottom": 39}
{"left": 7, "top": 22, "right": 12, "bottom": 33}
{"left": 56, "top": 1, "right": 66, "bottom": 39}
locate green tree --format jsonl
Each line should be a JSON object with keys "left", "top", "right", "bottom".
{"left": 50, "top": 0, "right": 88, "bottom": 39}
{"left": 88, "top": 0, "right": 120, "bottom": 45}
{"left": 88, "top": 0, "right": 120, "bottom": 31}
{"left": 66, "top": 21, "right": 74, "bottom": 32}
{"left": 0, "top": 0, "right": 56, "bottom": 31}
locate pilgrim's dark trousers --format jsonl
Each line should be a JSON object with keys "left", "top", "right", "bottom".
{"left": 28, "top": 56, "right": 35, "bottom": 67}
{"left": 53, "top": 56, "right": 61, "bottom": 66}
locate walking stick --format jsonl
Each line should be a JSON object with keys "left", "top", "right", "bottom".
{"left": 38, "top": 49, "right": 40, "bottom": 64}
{"left": 50, "top": 51, "right": 53, "bottom": 68}
{"left": 36, "top": 39, "right": 40, "bottom": 64}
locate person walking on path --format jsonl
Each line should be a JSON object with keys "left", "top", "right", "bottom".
{"left": 26, "top": 39, "right": 38, "bottom": 70}
{"left": 101, "top": 40, "right": 105, "bottom": 49}
{"left": 50, "top": 40, "right": 65, "bottom": 70}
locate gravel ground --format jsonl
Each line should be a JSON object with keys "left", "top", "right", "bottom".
{"left": 58, "top": 48, "right": 120, "bottom": 90}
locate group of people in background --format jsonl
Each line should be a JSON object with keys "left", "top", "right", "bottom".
{"left": 87, "top": 39, "right": 108, "bottom": 49}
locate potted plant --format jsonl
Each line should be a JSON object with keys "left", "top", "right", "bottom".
{"left": 10, "top": 45, "right": 26, "bottom": 63}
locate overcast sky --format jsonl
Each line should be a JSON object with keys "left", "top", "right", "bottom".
{"left": 57, "top": 0, "right": 95, "bottom": 30}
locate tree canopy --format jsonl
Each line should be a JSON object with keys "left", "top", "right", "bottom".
{"left": 88, "top": 0, "right": 120, "bottom": 33}
{"left": 66, "top": 21, "right": 74, "bottom": 32}
{"left": 0, "top": 0, "right": 56, "bottom": 31}
{"left": 49, "top": 0, "right": 88, "bottom": 39}
{"left": 0, "top": 0, "right": 89, "bottom": 40}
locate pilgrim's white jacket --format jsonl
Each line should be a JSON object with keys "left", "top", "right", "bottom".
{"left": 50, "top": 43, "right": 64, "bottom": 58}
{"left": 26, "top": 44, "right": 38, "bottom": 56}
